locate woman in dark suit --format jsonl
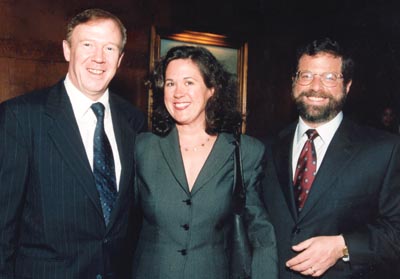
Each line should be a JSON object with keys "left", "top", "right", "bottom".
{"left": 132, "top": 46, "right": 277, "bottom": 279}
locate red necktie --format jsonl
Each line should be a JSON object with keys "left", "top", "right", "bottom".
{"left": 294, "top": 129, "right": 318, "bottom": 211}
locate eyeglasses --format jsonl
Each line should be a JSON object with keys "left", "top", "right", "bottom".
{"left": 294, "top": 71, "right": 344, "bottom": 87}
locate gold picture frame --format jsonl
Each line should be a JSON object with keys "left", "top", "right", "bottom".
{"left": 148, "top": 26, "right": 248, "bottom": 132}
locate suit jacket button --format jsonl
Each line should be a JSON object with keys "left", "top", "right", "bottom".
{"left": 181, "top": 224, "right": 190, "bottom": 230}
{"left": 182, "top": 199, "right": 192, "bottom": 205}
{"left": 178, "top": 249, "right": 187, "bottom": 255}
{"left": 292, "top": 226, "right": 301, "bottom": 234}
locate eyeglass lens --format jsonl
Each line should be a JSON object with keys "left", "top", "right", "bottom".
{"left": 296, "top": 71, "right": 342, "bottom": 87}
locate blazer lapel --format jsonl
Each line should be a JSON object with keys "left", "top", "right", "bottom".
{"left": 160, "top": 127, "right": 190, "bottom": 194}
{"left": 45, "top": 81, "right": 103, "bottom": 218}
{"left": 158, "top": 130, "right": 236, "bottom": 195}
{"left": 106, "top": 95, "right": 136, "bottom": 229}
{"left": 191, "top": 133, "right": 235, "bottom": 196}
{"left": 298, "top": 119, "right": 355, "bottom": 221}
{"left": 274, "top": 125, "right": 298, "bottom": 220}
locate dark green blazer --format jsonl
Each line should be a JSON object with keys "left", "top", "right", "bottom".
{"left": 132, "top": 127, "right": 277, "bottom": 279}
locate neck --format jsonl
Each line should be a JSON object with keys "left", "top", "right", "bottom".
{"left": 176, "top": 124, "right": 217, "bottom": 152}
{"left": 176, "top": 122, "right": 207, "bottom": 137}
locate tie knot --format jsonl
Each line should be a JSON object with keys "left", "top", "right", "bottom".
{"left": 91, "top": 102, "right": 105, "bottom": 120}
{"left": 306, "top": 129, "right": 318, "bottom": 140}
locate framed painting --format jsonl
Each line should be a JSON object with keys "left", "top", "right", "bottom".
{"left": 148, "top": 26, "right": 248, "bottom": 132}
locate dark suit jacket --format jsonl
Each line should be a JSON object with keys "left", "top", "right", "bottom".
{"left": 0, "top": 80, "right": 145, "bottom": 279}
{"left": 132, "top": 128, "right": 278, "bottom": 279}
{"left": 261, "top": 118, "right": 400, "bottom": 279}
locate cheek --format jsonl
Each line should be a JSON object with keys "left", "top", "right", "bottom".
{"left": 292, "top": 85, "right": 302, "bottom": 96}
{"left": 108, "top": 54, "right": 122, "bottom": 67}
{"left": 164, "top": 89, "right": 172, "bottom": 102}
{"left": 163, "top": 92, "right": 174, "bottom": 111}
{"left": 332, "top": 88, "right": 345, "bottom": 98}
{"left": 73, "top": 51, "right": 90, "bottom": 65}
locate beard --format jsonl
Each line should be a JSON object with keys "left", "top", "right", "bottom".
{"left": 292, "top": 89, "right": 347, "bottom": 124}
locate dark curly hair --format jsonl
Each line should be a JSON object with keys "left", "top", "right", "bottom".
{"left": 295, "top": 38, "right": 354, "bottom": 85}
{"left": 150, "top": 45, "right": 242, "bottom": 136}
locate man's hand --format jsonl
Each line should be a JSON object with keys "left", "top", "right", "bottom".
{"left": 285, "top": 235, "right": 346, "bottom": 277}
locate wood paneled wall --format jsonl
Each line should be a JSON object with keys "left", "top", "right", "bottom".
{"left": 1, "top": 0, "right": 399, "bottom": 138}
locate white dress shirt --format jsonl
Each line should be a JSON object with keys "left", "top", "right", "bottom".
{"left": 64, "top": 75, "right": 121, "bottom": 190}
{"left": 292, "top": 112, "right": 343, "bottom": 181}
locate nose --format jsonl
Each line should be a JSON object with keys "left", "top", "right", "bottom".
{"left": 308, "top": 75, "right": 323, "bottom": 91}
{"left": 173, "top": 83, "right": 185, "bottom": 98}
{"left": 92, "top": 47, "right": 105, "bottom": 63}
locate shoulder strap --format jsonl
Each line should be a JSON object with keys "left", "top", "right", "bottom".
{"left": 233, "top": 134, "right": 246, "bottom": 214}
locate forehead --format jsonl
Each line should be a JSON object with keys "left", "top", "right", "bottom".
{"left": 71, "top": 19, "right": 122, "bottom": 44}
{"left": 298, "top": 53, "right": 343, "bottom": 73}
{"left": 166, "top": 59, "right": 201, "bottom": 76}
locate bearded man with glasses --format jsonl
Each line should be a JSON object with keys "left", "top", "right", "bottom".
{"left": 261, "top": 38, "right": 400, "bottom": 278}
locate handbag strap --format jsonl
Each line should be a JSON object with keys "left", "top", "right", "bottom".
{"left": 233, "top": 133, "right": 246, "bottom": 215}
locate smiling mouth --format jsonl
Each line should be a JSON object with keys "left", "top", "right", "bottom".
{"left": 306, "top": 96, "right": 327, "bottom": 102}
{"left": 174, "top": 102, "right": 190, "bottom": 109}
{"left": 88, "top": 68, "right": 105, "bottom": 75}
{"left": 299, "top": 91, "right": 331, "bottom": 103}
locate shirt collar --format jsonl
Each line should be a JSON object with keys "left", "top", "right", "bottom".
{"left": 296, "top": 112, "right": 343, "bottom": 144}
{"left": 64, "top": 74, "right": 111, "bottom": 120}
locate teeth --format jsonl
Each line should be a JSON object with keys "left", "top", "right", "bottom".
{"left": 308, "top": 96, "right": 325, "bottom": 101}
{"left": 174, "top": 103, "right": 189, "bottom": 108}
{"left": 88, "top": 69, "right": 104, "bottom": 75}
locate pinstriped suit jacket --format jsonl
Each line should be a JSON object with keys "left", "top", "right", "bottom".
{"left": 0, "top": 80, "right": 145, "bottom": 279}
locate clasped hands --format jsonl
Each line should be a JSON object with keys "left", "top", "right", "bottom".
{"left": 286, "top": 235, "right": 345, "bottom": 277}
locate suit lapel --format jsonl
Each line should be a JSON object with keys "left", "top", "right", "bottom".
{"left": 107, "top": 95, "right": 136, "bottom": 229}
{"left": 191, "top": 133, "right": 235, "bottom": 196}
{"left": 159, "top": 129, "right": 236, "bottom": 195}
{"left": 160, "top": 127, "right": 190, "bottom": 194}
{"left": 298, "top": 119, "right": 355, "bottom": 221}
{"left": 45, "top": 81, "right": 103, "bottom": 218}
{"left": 274, "top": 126, "right": 298, "bottom": 220}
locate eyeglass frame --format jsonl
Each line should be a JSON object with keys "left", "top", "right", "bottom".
{"left": 293, "top": 71, "right": 344, "bottom": 87}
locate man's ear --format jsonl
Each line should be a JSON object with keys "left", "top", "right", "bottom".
{"left": 345, "top": 80, "right": 352, "bottom": 94}
{"left": 62, "top": 40, "right": 71, "bottom": 62}
{"left": 117, "top": 52, "right": 125, "bottom": 68}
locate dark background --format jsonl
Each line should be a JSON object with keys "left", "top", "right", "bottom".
{"left": 1, "top": 0, "right": 399, "bottom": 138}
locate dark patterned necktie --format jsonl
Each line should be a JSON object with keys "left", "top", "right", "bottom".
{"left": 293, "top": 129, "right": 318, "bottom": 211}
{"left": 91, "top": 102, "right": 117, "bottom": 225}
